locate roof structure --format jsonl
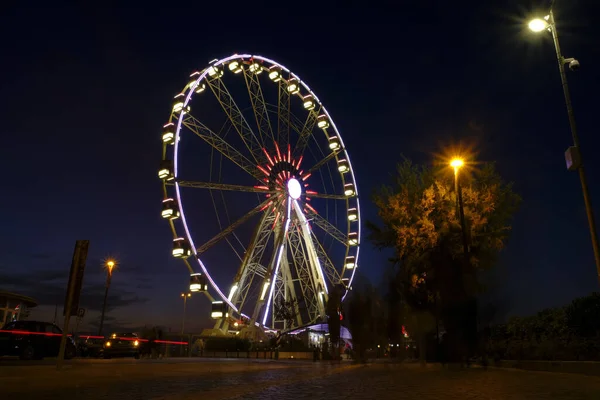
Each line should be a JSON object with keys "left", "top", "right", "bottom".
{"left": 0, "top": 290, "right": 38, "bottom": 308}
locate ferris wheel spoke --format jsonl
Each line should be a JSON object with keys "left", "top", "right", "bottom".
{"left": 243, "top": 68, "right": 276, "bottom": 147}
{"left": 307, "top": 192, "right": 348, "bottom": 200}
{"left": 292, "top": 107, "right": 320, "bottom": 160}
{"left": 308, "top": 151, "right": 339, "bottom": 173}
{"left": 305, "top": 209, "right": 347, "bottom": 245}
{"left": 180, "top": 113, "right": 263, "bottom": 181}
{"left": 311, "top": 232, "right": 343, "bottom": 286}
{"left": 205, "top": 77, "right": 265, "bottom": 165}
{"left": 173, "top": 180, "right": 275, "bottom": 194}
{"left": 276, "top": 80, "right": 291, "bottom": 153}
{"left": 196, "top": 198, "right": 272, "bottom": 255}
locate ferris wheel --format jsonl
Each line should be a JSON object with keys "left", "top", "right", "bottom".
{"left": 158, "top": 54, "right": 361, "bottom": 333}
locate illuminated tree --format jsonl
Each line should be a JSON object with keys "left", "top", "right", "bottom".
{"left": 369, "top": 158, "right": 520, "bottom": 361}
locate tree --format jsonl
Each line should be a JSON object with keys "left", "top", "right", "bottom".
{"left": 369, "top": 158, "right": 520, "bottom": 361}
{"left": 326, "top": 285, "right": 343, "bottom": 357}
{"left": 566, "top": 292, "right": 600, "bottom": 339}
{"left": 347, "top": 284, "right": 386, "bottom": 362}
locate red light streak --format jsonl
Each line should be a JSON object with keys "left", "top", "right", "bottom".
{"left": 306, "top": 190, "right": 317, "bottom": 195}
{"left": 287, "top": 144, "right": 291, "bottom": 163}
{"left": 0, "top": 330, "right": 73, "bottom": 338}
{"left": 302, "top": 173, "right": 311, "bottom": 181}
{"left": 296, "top": 155, "right": 303, "bottom": 169}
{"left": 254, "top": 185, "right": 269, "bottom": 190}
{"left": 111, "top": 337, "right": 148, "bottom": 342}
{"left": 155, "top": 340, "right": 188, "bottom": 345}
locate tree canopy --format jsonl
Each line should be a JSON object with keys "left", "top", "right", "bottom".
{"left": 369, "top": 158, "right": 521, "bottom": 274}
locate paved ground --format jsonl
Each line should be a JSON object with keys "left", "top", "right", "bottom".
{"left": 2, "top": 358, "right": 600, "bottom": 399}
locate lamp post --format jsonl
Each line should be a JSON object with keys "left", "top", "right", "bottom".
{"left": 451, "top": 158, "right": 469, "bottom": 259}
{"left": 450, "top": 158, "right": 477, "bottom": 360}
{"left": 529, "top": 6, "right": 600, "bottom": 285}
{"left": 181, "top": 292, "right": 191, "bottom": 356}
{"left": 98, "top": 260, "right": 115, "bottom": 336}
{"left": 181, "top": 292, "right": 191, "bottom": 336}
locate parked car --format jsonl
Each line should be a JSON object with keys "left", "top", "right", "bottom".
{"left": 77, "top": 335, "right": 105, "bottom": 358}
{"left": 0, "top": 320, "right": 76, "bottom": 360}
{"left": 101, "top": 332, "right": 141, "bottom": 359}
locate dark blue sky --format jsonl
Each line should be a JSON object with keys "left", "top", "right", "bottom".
{"left": 1, "top": 0, "right": 600, "bottom": 332}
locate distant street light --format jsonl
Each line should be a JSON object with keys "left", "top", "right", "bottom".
{"left": 98, "top": 260, "right": 116, "bottom": 336}
{"left": 528, "top": 6, "right": 600, "bottom": 285}
{"left": 181, "top": 292, "right": 191, "bottom": 336}
{"left": 181, "top": 292, "right": 191, "bottom": 357}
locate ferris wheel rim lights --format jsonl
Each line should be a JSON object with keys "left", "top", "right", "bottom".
{"left": 167, "top": 53, "right": 362, "bottom": 313}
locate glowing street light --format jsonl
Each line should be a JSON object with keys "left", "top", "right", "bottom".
{"left": 527, "top": 6, "right": 600, "bottom": 285}
{"left": 99, "top": 259, "right": 117, "bottom": 335}
{"left": 450, "top": 158, "right": 464, "bottom": 171}
{"left": 528, "top": 18, "right": 548, "bottom": 33}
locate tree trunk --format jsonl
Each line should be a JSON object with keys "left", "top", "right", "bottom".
{"left": 419, "top": 333, "right": 426, "bottom": 366}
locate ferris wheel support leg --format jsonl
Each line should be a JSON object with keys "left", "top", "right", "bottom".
{"left": 251, "top": 224, "right": 287, "bottom": 324}
{"left": 288, "top": 229, "right": 320, "bottom": 325}
{"left": 252, "top": 198, "right": 293, "bottom": 326}
{"left": 227, "top": 212, "right": 275, "bottom": 327}
{"left": 273, "top": 255, "right": 302, "bottom": 331}
{"left": 293, "top": 200, "right": 328, "bottom": 318}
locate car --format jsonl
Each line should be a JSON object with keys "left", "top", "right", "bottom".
{"left": 0, "top": 320, "right": 77, "bottom": 360}
{"left": 77, "top": 335, "right": 106, "bottom": 358}
{"left": 101, "top": 332, "right": 141, "bottom": 359}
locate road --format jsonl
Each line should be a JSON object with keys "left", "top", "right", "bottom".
{"left": 2, "top": 358, "right": 600, "bottom": 399}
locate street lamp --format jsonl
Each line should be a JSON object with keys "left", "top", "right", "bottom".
{"left": 98, "top": 260, "right": 116, "bottom": 336}
{"left": 181, "top": 292, "right": 191, "bottom": 357}
{"left": 181, "top": 292, "right": 191, "bottom": 336}
{"left": 450, "top": 158, "right": 469, "bottom": 258}
{"left": 528, "top": 6, "right": 600, "bottom": 285}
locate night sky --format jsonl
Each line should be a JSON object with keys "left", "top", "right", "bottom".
{"left": 2, "top": 0, "right": 600, "bottom": 333}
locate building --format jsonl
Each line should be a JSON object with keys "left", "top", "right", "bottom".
{"left": 289, "top": 323, "right": 353, "bottom": 349}
{"left": 0, "top": 290, "right": 37, "bottom": 327}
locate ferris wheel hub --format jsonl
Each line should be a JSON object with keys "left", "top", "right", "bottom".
{"left": 287, "top": 178, "right": 302, "bottom": 200}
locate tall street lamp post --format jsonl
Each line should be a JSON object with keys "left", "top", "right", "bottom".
{"left": 451, "top": 158, "right": 469, "bottom": 259}
{"left": 529, "top": 7, "right": 600, "bottom": 285}
{"left": 450, "top": 157, "right": 477, "bottom": 359}
{"left": 98, "top": 260, "right": 115, "bottom": 336}
{"left": 181, "top": 292, "right": 191, "bottom": 336}
{"left": 181, "top": 292, "right": 191, "bottom": 356}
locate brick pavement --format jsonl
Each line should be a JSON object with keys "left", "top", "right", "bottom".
{"left": 2, "top": 359, "right": 600, "bottom": 399}
{"left": 228, "top": 363, "right": 600, "bottom": 400}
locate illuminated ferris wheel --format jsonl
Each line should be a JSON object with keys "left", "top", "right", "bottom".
{"left": 158, "top": 54, "right": 361, "bottom": 333}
